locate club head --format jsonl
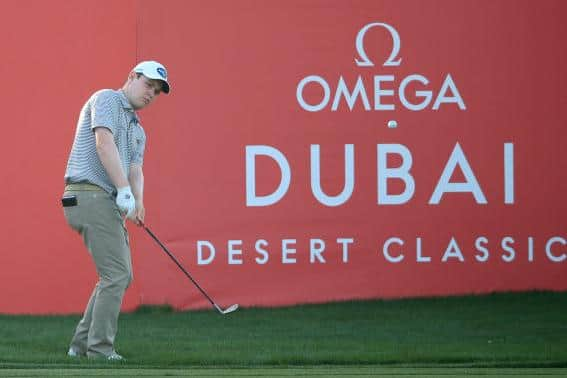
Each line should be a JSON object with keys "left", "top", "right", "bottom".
{"left": 217, "top": 304, "right": 239, "bottom": 315}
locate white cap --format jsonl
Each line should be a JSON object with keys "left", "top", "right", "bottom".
{"left": 133, "top": 60, "right": 170, "bottom": 94}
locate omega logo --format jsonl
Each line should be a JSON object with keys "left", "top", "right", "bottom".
{"left": 355, "top": 22, "right": 402, "bottom": 67}
{"left": 296, "top": 22, "right": 466, "bottom": 113}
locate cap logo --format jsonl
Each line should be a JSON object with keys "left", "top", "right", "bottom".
{"left": 156, "top": 67, "right": 167, "bottom": 80}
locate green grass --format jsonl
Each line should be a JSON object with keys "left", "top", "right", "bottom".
{"left": 1, "top": 291, "right": 566, "bottom": 373}
{"left": 1, "top": 367, "right": 566, "bottom": 377}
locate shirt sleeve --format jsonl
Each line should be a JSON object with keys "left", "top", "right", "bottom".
{"left": 90, "top": 90, "right": 120, "bottom": 134}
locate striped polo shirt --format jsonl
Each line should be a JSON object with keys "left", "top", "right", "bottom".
{"left": 64, "top": 89, "right": 146, "bottom": 195}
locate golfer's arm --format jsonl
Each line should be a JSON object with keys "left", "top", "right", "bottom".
{"left": 94, "top": 127, "right": 129, "bottom": 189}
{"left": 129, "top": 164, "right": 144, "bottom": 202}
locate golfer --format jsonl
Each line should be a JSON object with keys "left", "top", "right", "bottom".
{"left": 62, "top": 61, "right": 170, "bottom": 360}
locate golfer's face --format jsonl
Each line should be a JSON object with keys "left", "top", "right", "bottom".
{"left": 129, "top": 75, "right": 162, "bottom": 110}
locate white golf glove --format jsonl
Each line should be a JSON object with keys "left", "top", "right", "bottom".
{"left": 116, "top": 186, "right": 136, "bottom": 218}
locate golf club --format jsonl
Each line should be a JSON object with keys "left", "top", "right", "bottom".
{"left": 141, "top": 223, "right": 239, "bottom": 315}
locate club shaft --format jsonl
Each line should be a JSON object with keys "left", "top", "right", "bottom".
{"left": 143, "top": 225, "right": 220, "bottom": 310}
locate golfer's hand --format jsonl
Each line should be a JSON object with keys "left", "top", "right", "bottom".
{"left": 132, "top": 200, "right": 145, "bottom": 226}
{"left": 116, "top": 186, "right": 136, "bottom": 218}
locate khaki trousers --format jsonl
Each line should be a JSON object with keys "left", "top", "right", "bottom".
{"left": 63, "top": 184, "right": 132, "bottom": 358}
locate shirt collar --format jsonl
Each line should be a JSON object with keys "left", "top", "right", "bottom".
{"left": 117, "top": 89, "right": 133, "bottom": 110}
{"left": 117, "top": 89, "right": 139, "bottom": 122}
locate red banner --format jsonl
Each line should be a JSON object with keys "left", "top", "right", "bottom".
{"left": 0, "top": 0, "right": 565, "bottom": 313}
